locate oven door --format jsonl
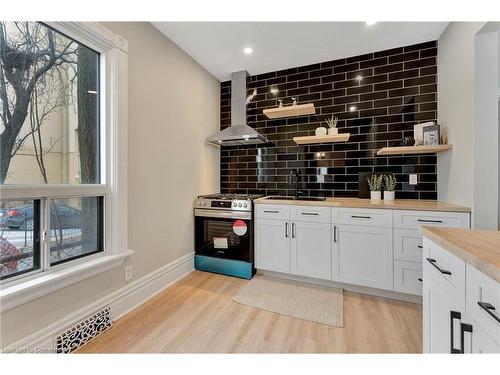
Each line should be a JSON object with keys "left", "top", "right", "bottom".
{"left": 194, "top": 209, "right": 253, "bottom": 262}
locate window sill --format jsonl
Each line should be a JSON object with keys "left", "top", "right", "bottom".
{"left": 0, "top": 250, "right": 134, "bottom": 312}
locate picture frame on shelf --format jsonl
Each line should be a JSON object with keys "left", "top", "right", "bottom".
{"left": 413, "top": 121, "right": 434, "bottom": 146}
{"left": 423, "top": 124, "right": 440, "bottom": 146}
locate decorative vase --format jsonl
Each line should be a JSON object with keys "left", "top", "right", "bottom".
{"left": 370, "top": 191, "right": 382, "bottom": 201}
{"left": 384, "top": 191, "right": 395, "bottom": 201}
{"left": 327, "top": 127, "right": 338, "bottom": 135}
{"left": 315, "top": 127, "right": 327, "bottom": 136}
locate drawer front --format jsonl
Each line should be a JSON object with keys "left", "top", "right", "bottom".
{"left": 423, "top": 237, "right": 466, "bottom": 307}
{"left": 394, "top": 228, "right": 423, "bottom": 262}
{"left": 290, "top": 205, "right": 331, "bottom": 223}
{"left": 255, "top": 204, "right": 290, "bottom": 220}
{"left": 394, "top": 260, "right": 423, "bottom": 295}
{"left": 393, "top": 210, "right": 470, "bottom": 230}
{"left": 331, "top": 208, "right": 392, "bottom": 227}
{"left": 466, "top": 264, "right": 500, "bottom": 346}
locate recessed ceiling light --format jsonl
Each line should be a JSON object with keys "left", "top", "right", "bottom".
{"left": 366, "top": 21, "right": 377, "bottom": 26}
{"left": 243, "top": 47, "right": 253, "bottom": 55}
{"left": 349, "top": 106, "right": 357, "bottom": 112}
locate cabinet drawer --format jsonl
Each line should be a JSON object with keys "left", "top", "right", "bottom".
{"left": 255, "top": 204, "right": 290, "bottom": 220}
{"left": 466, "top": 264, "right": 500, "bottom": 346}
{"left": 393, "top": 210, "right": 470, "bottom": 230}
{"left": 423, "top": 237, "right": 466, "bottom": 307}
{"left": 394, "top": 229, "right": 423, "bottom": 262}
{"left": 394, "top": 260, "right": 423, "bottom": 296}
{"left": 331, "top": 208, "right": 392, "bottom": 227}
{"left": 290, "top": 205, "right": 330, "bottom": 223}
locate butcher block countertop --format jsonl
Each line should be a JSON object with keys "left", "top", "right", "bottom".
{"left": 254, "top": 197, "right": 471, "bottom": 213}
{"left": 421, "top": 226, "right": 500, "bottom": 283}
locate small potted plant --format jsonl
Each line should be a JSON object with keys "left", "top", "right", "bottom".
{"left": 367, "top": 174, "right": 383, "bottom": 201}
{"left": 325, "top": 115, "right": 339, "bottom": 135}
{"left": 383, "top": 175, "right": 397, "bottom": 201}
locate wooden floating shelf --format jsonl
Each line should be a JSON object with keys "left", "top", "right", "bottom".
{"left": 377, "top": 144, "right": 453, "bottom": 156}
{"left": 293, "top": 133, "right": 350, "bottom": 145}
{"left": 263, "top": 103, "right": 315, "bottom": 119}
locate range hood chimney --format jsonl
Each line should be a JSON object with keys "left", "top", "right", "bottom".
{"left": 206, "top": 70, "right": 269, "bottom": 146}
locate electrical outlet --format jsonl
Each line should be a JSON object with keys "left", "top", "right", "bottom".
{"left": 409, "top": 174, "right": 418, "bottom": 185}
{"left": 124, "top": 265, "right": 133, "bottom": 281}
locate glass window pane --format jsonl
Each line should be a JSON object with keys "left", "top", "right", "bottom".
{"left": 0, "top": 22, "right": 100, "bottom": 185}
{"left": 50, "top": 196, "right": 103, "bottom": 266}
{"left": 0, "top": 200, "right": 41, "bottom": 280}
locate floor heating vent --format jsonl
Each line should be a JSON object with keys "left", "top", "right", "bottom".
{"left": 56, "top": 307, "right": 112, "bottom": 353}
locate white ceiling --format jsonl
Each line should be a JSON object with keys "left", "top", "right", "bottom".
{"left": 152, "top": 22, "right": 448, "bottom": 81}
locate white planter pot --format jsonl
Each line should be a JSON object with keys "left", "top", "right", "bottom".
{"left": 315, "top": 127, "right": 327, "bottom": 136}
{"left": 370, "top": 191, "right": 382, "bottom": 201}
{"left": 327, "top": 127, "right": 338, "bottom": 135}
{"left": 384, "top": 191, "right": 395, "bottom": 201}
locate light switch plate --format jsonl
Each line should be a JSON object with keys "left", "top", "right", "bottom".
{"left": 124, "top": 265, "right": 133, "bottom": 281}
{"left": 409, "top": 174, "right": 418, "bottom": 185}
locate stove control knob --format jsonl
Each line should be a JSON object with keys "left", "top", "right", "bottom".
{"left": 238, "top": 203, "right": 242, "bottom": 207}
{"left": 243, "top": 203, "right": 248, "bottom": 208}
{"left": 232, "top": 202, "right": 237, "bottom": 207}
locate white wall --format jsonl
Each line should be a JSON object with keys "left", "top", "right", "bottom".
{"left": 474, "top": 29, "right": 499, "bottom": 229}
{"left": 437, "top": 22, "right": 485, "bottom": 211}
{"left": 0, "top": 22, "right": 220, "bottom": 346}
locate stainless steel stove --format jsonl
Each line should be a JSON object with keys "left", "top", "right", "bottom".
{"left": 194, "top": 193, "right": 263, "bottom": 212}
{"left": 193, "top": 193, "right": 263, "bottom": 279}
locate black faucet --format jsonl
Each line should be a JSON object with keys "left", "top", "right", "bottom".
{"left": 289, "top": 169, "right": 301, "bottom": 199}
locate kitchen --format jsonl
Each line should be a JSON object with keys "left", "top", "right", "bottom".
{"left": 0, "top": 5, "right": 499, "bottom": 372}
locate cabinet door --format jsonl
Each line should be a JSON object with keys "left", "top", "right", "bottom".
{"left": 472, "top": 322, "right": 500, "bottom": 353}
{"left": 255, "top": 219, "right": 290, "bottom": 273}
{"left": 291, "top": 221, "right": 331, "bottom": 280}
{"left": 423, "top": 271, "right": 463, "bottom": 353}
{"left": 332, "top": 224, "right": 393, "bottom": 291}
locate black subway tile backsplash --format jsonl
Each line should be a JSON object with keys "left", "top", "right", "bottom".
{"left": 219, "top": 42, "right": 438, "bottom": 199}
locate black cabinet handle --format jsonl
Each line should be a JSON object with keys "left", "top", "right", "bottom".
{"left": 426, "top": 258, "right": 452, "bottom": 275}
{"left": 478, "top": 302, "right": 500, "bottom": 324}
{"left": 301, "top": 212, "right": 319, "bottom": 216}
{"left": 418, "top": 277, "right": 423, "bottom": 282}
{"left": 333, "top": 225, "right": 337, "bottom": 243}
{"left": 264, "top": 210, "right": 279, "bottom": 213}
{"left": 285, "top": 222, "right": 288, "bottom": 238}
{"left": 418, "top": 219, "right": 443, "bottom": 223}
{"left": 417, "top": 245, "right": 423, "bottom": 249}
{"left": 461, "top": 323, "right": 473, "bottom": 354}
{"left": 351, "top": 215, "right": 371, "bottom": 219}
{"left": 292, "top": 222, "right": 295, "bottom": 238}
{"left": 450, "top": 310, "right": 462, "bottom": 354}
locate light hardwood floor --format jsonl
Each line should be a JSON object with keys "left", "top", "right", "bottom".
{"left": 77, "top": 271, "right": 423, "bottom": 353}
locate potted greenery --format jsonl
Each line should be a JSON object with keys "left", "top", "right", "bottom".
{"left": 383, "top": 175, "right": 397, "bottom": 201}
{"left": 367, "top": 174, "right": 383, "bottom": 201}
{"left": 325, "top": 115, "right": 339, "bottom": 135}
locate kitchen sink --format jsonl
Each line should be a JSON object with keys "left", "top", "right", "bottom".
{"left": 264, "top": 196, "right": 326, "bottom": 202}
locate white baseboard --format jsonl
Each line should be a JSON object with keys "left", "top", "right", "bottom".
{"left": 259, "top": 270, "right": 422, "bottom": 304}
{"left": 4, "top": 252, "right": 194, "bottom": 353}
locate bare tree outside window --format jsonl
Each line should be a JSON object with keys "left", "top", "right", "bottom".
{"left": 0, "top": 22, "right": 102, "bottom": 279}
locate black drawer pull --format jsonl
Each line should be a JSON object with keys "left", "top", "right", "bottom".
{"left": 417, "top": 245, "right": 423, "bottom": 249}
{"left": 351, "top": 215, "right": 371, "bottom": 219}
{"left": 301, "top": 212, "right": 319, "bottom": 216}
{"left": 478, "top": 302, "right": 500, "bottom": 324}
{"left": 426, "top": 258, "right": 452, "bottom": 275}
{"left": 461, "top": 323, "right": 473, "bottom": 354}
{"left": 264, "top": 210, "right": 279, "bottom": 213}
{"left": 450, "top": 310, "right": 462, "bottom": 353}
{"left": 418, "top": 277, "right": 423, "bottom": 282}
{"left": 418, "top": 219, "right": 443, "bottom": 223}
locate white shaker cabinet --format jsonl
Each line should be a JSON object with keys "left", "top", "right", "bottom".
{"left": 255, "top": 218, "right": 290, "bottom": 273}
{"left": 291, "top": 221, "right": 331, "bottom": 280}
{"left": 332, "top": 224, "right": 393, "bottom": 291}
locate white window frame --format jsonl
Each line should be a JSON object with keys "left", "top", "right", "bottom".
{"left": 0, "top": 22, "right": 132, "bottom": 312}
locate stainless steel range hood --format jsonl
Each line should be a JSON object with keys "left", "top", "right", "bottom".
{"left": 206, "top": 70, "right": 269, "bottom": 146}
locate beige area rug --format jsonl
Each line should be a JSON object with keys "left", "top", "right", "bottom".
{"left": 233, "top": 275, "right": 344, "bottom": 327}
